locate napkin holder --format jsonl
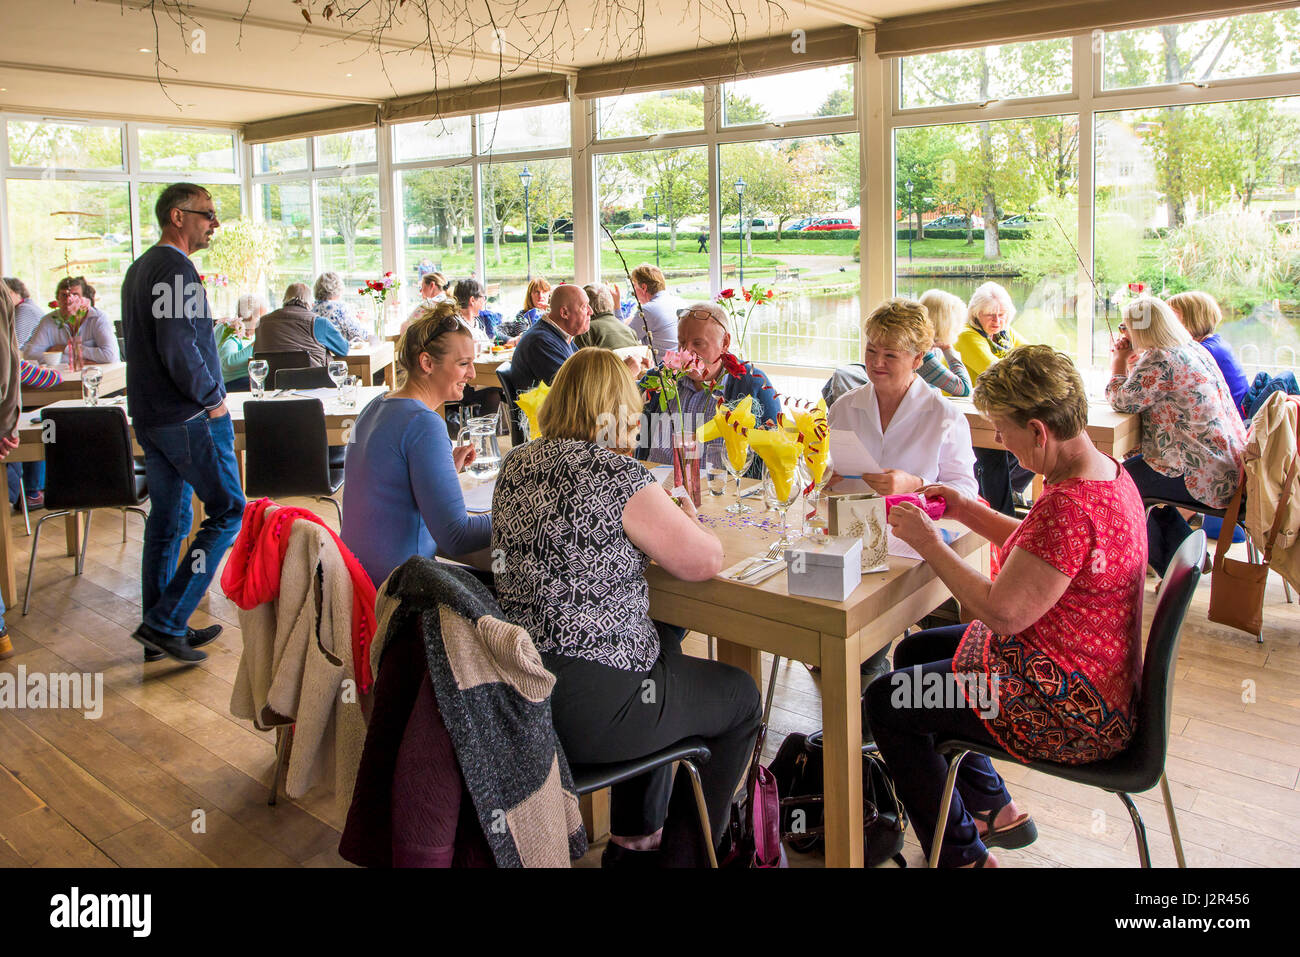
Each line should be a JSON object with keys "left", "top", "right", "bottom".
{"left": 783, "top": 535, "right": 863, "bottom": 602}
{"left": 827, "top": 491, "right": 888, "bottom": 571}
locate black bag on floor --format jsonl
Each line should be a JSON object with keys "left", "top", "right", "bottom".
{"left": 768, "top": 730, "right": 908, "bottom": 867}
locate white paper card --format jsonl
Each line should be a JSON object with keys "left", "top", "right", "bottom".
{"left": 828, "top": 428, "right": 882, "bottom": 476}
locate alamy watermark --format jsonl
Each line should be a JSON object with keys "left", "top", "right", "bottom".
{"left": 889, "top": 664, "right": 1000, "bottom": 720}
{"left": 0, "top": 666, "right": 103, "bottom": 719}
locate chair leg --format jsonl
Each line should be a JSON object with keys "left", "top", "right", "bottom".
{"left": 679, "top": 759, "right": 717, "bottom": 868}
{"left": 316, "top": 496, "right": 343, "bottom": 525}
{"left": 761, "top": 655, "right": 781, "bottom": 727}
{"left": 121, "top": 508, "right": 127, "bottom": 543}
{"left": 1285, "top": 580, "right": 1294, "bottom": 604}
{"left": 269, "top": 725, "right": 292, "bottom": 806}
{"left": 928, "top": 750, "right": 969, "bottom": 868}
{"left": 707, "top": 635, "right": 715, "bottom": 660}
{"left": 76, "top": 510, "right": 92, "bottom": 576}
{"left": 23, "top": 511, "right": 68, "bottom": 615}
{"left": 1159, "top": 773, "right": 1187, "bottom": 868}
{"left": 1117, "top": 791, "right": 1152, "bottom": 868}
{"left": 17, "top": 472, "right": 29, "bottom": 537}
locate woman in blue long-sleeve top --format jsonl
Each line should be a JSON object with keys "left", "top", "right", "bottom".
{"left": 341, "top": 302, "right": 492, "bottom": 587}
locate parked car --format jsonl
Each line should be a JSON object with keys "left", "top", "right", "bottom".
{"left": 805, "top": 216, "right": 857, "bottom": 231}
{"left": 615, "top": 221, "right": 668, "bottom": 235}
{"left": 786, "top": 218, "right": 817, "bottom": 232}
{"left": 537, "top": 218, "right": 573, "bottom": 234}
{"left": 924, "top": 214, "right": 973, "bottom": 230}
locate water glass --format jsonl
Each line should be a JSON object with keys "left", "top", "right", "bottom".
{"left": 81, "top": 365, "right": 103, "bottom": 406}
{"left": 248, "top": 359, "right": 269, "bottom": 399}
{"left": 328, "top": 360, "right": 348, "bottom": 391}
{"left": 723, "top": 446, "right": 756, "bottom": 514}
{"left": 340, "top": 375, "right": 360, "bottom": 409}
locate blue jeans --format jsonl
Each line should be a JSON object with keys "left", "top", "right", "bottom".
{"left": 974, "top": 447, "right": 1034, "bottom": 517}
{"left": 1122, "top": 454, "right": 1197, "bottom": 576}
{"left": 138, "top": 412, "right": 245, "bottom": 636}
{"left": 6, "top": 462, "right": 45, "bottom": 504}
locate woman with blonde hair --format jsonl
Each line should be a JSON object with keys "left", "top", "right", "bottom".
{"left": 877, "top": 345, "right": 1148, "bottom": 867}
{"left": 340, "top": 301, "right": 491, "bottom": 587}
{"left": 511, "top": 277, "right": 551, "bottom": 332}
{"left": 1167, "top": 290, "right": 1248, "bottom": 417}
{"left": 1107, "top": 296, "right": 1246, "bottom": 575}
{"left": 917, "top": 288, "right": 972, "bottom": 397}
{"left": 492, "top": 347, "right": 760, "bottom": 867}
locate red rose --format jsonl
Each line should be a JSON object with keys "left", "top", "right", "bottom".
{"left": 719, "top": 352, "right": 747, "bottom": 378}
{"left": 766, "top": 289, "right": 774, "bottom": 298}
{"left": 743, "top": 288, "right": 752, "bottom": 302}
{"left": 384, "top": 271, "right": 393, "bottom": 277}
{"left": 719, "top": 288, "right": 735, "bottom": 299}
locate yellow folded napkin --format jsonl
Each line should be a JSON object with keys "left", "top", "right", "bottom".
{"left": 515, "top": 381, "right": 550, "bottom": 438}
{"left": 695, "top": 395, "right": 755, "bottom": 472}
{"left": 747, "top": 422, "right": 802, "bottom": 501}
{"left": 793, "top": 399, "right": 830, "bottom": 486}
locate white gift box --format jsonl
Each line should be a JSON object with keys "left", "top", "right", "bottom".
{"left": 784, "top": 535, "right": 863, "bottom": 602}
{"left": 827, "top": 491, "right": 889, "bottom": 571}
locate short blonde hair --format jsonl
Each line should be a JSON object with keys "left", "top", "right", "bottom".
{"left": 973, "top": 345, "right": 1088, "bottom": 440}
{"left": 1166, "top": 291, "right": 1221, "bottom": 340}
{"left": 539, "top": 347, "right": 642, "bottom": 444}
{"left": 1124, "top": 296, "right": 1192, "bottom": 351}
{"left": 631, "top": 263, "right": 666, "bottom": 296}
{"left": 919, "top": 289, "right": 965, "bottom": 345}
{"left": 397, "top": 300, "right": 472, "bottom": 379}
{"left": 864, "top": 298, "right": 933, "bottom": 356}
{"left": 967, "top": 281, "right": 1017, "bottom": 332}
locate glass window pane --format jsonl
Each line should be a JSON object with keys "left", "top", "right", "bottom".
{"left": 893, "top": 116, "right": 1081, "bottom": 365}
{"left": 314, "top": 129, "right": 377, "bottom": 168}
{"left": 1096, "top": 97, "right": 1300, "bottom": 379}
{"left": 254, "top": 139, "right": 310, "bottom": 175}
{"left": 6, "top": 119, "right": 123, "bottom": 170}
{"left": 898, "top": 39, "right": 1072, "bottom": 110}
{"left": 398, "top": 167, "right": 475, "bottom": 313}
{"left": 723, "top": 64, "right": 854, "bottom": 126}
{"left": 477, "top": 103, "right": 570, "bottom": 154}
{"left": 393, "top": 117, "right": 472, "bottom": 162}
{"left": 480, "top": 159, "right": 573, "bottom": 316}
{"left": 256, "top": 181, "right": 314, "bottom": 306}
{"left": 137, "top": 183, "right": 243, "bottom": 305}
{"left": 138, "top": 129, "right": 236, "bottom": 174}
{"left": 1104, "top": 10, "right": 1300, "bottom": 90}
{"left": 318, "top": 174, "right": 382, "bottom": 315}
{"left": 5, "top": 179, "right": 132, "bottom": 319}
{"left": 719, "top": 134, "right": 860, "bottom": 367}
{"left": 597, "top": 146, "right": 709, "bottom": 301}
{"left": 595, "top": 88, "right": 705, "bottom": 139}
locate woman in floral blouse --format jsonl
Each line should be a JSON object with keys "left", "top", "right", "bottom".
{"left": 1106, "top": 296, "right": 1246, "bottom": 576}
{"left": 312, "top": 271, "right": 369, "bottom": 342}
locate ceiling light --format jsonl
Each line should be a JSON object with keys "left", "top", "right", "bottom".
{"left": 583, "top": 26, "right": 592, "bottom": 31}
{"left": 346, "top": 73, "right": 353, "bottom": 77}
{"left": 139, "top": 47, "right": 151, "bottom": 53}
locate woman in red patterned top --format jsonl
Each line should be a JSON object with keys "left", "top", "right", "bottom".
{"left": 866, "top": 345, "right": 1147, "bottom": 867}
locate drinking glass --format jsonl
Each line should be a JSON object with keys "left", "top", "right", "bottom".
{"left": 248, "top": 359, "right": 269, "bottom": 399}
{"left": 723, "top": 446, "right": 756, "bottom": 514}
{"left": 328, "top": 360, "right": 348, "bottom": 392}
{"left": 762, "top": 458, "right": 803, "bottom": 550}
{"left": 802, "top": 449, "right": 835, "bottom": 533}
{"left": 81, "top": 365, "right": 103, "bottom": 406}
{"left": 704, "top": 453, "right": 728, "bottom": 497}
{"left": 339, "top": 375, "right": 359, "bottom": 409}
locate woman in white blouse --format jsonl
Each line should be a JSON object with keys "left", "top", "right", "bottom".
{"left": 828, "top": 297, "right": 978, "bottom": 500}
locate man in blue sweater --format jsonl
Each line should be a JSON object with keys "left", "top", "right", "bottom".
{"left": 508, "top": 283, "right": 592, "bottom": 390}
{"left": 122, "top": 183, "right": 245, "bottom": 664}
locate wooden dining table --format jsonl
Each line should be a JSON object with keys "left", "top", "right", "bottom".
{"left": 21, "top": 361, "right": 127, "bottom": 409}
{"left": 953, "top": 397, "right": 1141, "bottom": 458}
{"left": 343, "top": 340, "right": 397, "bottom": 388}
{"left": 0, "top": 387, "right": 389, "bottom": 608}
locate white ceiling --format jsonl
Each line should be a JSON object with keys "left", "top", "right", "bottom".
{"left": 0, "top": 0, "right": 964, "bottom": 126}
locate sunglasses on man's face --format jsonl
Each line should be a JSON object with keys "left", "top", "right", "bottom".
{"left": 177, "top": 208, "right": 218, "bottom": 223}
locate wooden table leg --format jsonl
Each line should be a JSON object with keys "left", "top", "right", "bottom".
{"left": 64, "top": 512, "right": 87, "bottom": 558}
{"left": 580, "top": 790, "right": 610, "bottom": 843}
{"left": 820, "top": 630, "right": 864, "bottom": 867}
{"left": 0, "top": 466, "right": 15, "bottom": 608}
{"left": 715, "top": 637, "right": 763, "bottom": 691}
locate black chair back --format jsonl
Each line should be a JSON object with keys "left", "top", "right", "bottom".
{"left": 275, "top": 365, "right": 334, "bottom": 390}
{"left": 495, "top": 361, "right": 527, "bottom": 445}
{"left": 244, "top": 399, "right": 334, "bottom": 499}
{"left": 254, "top": 350, "right": 313, "bottom": 383}
{"left": 1114, "top": 530, "right": 1206, "bottom": 789}
{"left": 41, "top": 407, "right": 145, "bottom": 511}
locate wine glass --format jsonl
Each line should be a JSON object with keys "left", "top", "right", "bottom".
{"left": 802, "top": 449, "right": 835, "bottom": 533}
{"left": 723, "top": 445, "right": 756, "bottom": 514}
{"left": 248, "top": 359, "right": 269, "bottom": 399}
{"left": 762, "top": 457, "right": 803, "bottom": 550}
{"left": 328, "top": 360, "right": 347, "bottom": 393}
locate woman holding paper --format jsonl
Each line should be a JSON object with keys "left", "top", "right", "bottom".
{"left": 827, "top": 297, "right": 978, "bottom": 499}
{"left": 869, "top": 345, "right": 1148, "bottom": 867}
{"left": 340, "top": 303, "right": 492, "bottom": 587}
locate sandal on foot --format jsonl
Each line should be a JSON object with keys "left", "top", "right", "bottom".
{"left": 974, "top": 807, "right": 1038, "bottom": 850}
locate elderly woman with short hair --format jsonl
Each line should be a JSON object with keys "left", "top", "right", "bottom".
{"left": 313, "top": 271, "right": 368, "bottom": 342}
{"left": 1166, "top": 291, "right": 1248, "bottom": 418}
{"left": 493, "top": 347, "right": 760, "bottom": 867}
{"left": 576, "top": 283, "right": 640, "bottom": 351}
{"left": 216, "top": 293, "right": 268, "bottom": 389}
{"left": 1107, "top": 296, "right": 1246, "bottom": 576}
{"left": 874, "top": 345, "right": 1149, "bottom": 867}
{"left": 955, "top": 281, "right": 1033, "bottom": 515}
{"left": 636, "top": 302, "right": 781, "bottom": 472}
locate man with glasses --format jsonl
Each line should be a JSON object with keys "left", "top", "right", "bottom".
{"left": 22, "top": 276, "right": 119, "bottom": 364}
{"left": 120, "top": 182, "right": 244, "bottom": 665}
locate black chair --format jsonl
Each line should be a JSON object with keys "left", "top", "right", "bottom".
{"left": 243, "top": 398, "right": 344, "bottom": 522}
{"left": 24, "top": 407, "right": 149, "bottom": 614}
{"left": 568, "top": 738, "right": 718, "bottom": 868}
{"left": 253, "top": 350, "right": 312, "bottom": 384}
{"left": 275, "top": 365, "right": 334, "bottom": 390}
{"left": 928, "top": 530, "right": 1207, "bottom": 869}
{"left": 495, "top": 361, "right": 528, "bottom": 446}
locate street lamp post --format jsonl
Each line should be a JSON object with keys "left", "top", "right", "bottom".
{"left": 906, "top": 179, "right": 914, "bottom": 264}
{"left": 735, "top": 176, "right": 746, "bottom": 286}
{"left": 650, "top": 190, "right": 660, "bottom": 267}
{"left": 519, "top": 166, "right": 533, "bottom": 281}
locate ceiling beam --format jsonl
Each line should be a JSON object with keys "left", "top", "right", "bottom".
{"left": 795, "top": 0, "right": 881, "bottom": 30}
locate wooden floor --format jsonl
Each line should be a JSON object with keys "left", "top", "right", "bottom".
{"left": 1, "top": 498, "right": 1298, "bottom": 869}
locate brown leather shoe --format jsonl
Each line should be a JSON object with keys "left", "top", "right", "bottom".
{"left": 0, "top": 631, "right": 13, "bottom": 660}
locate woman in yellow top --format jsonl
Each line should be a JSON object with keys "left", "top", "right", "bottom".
{"left": 954, "top": 282, "right": 1032, "bottom": 515}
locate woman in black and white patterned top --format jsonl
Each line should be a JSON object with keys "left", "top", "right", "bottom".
{"left": 493, "top": 347, "right": 761, "bottom": 868}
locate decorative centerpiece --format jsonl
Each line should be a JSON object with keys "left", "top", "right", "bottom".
{"left": 514, "top": 380, "right": 550, "bottom": 440}
{"left": 358, "top": 272, "right": 401, "bottom": 338}
{"left": 715, "top": 285, "right": 775, "bottom": 356}
{"left": 53, "top": 291, "right": 93, "bottom": 371}
{"left": 641, "top": 349, "right": 707, "bottom": 506}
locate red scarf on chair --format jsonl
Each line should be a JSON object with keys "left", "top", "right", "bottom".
{"left": 220, "top": 498, "right": 379, "bottom": 693}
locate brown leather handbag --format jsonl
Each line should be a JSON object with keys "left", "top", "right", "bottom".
{"left": 1209, "top": 454, "right": 1299, "bottom": 636}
